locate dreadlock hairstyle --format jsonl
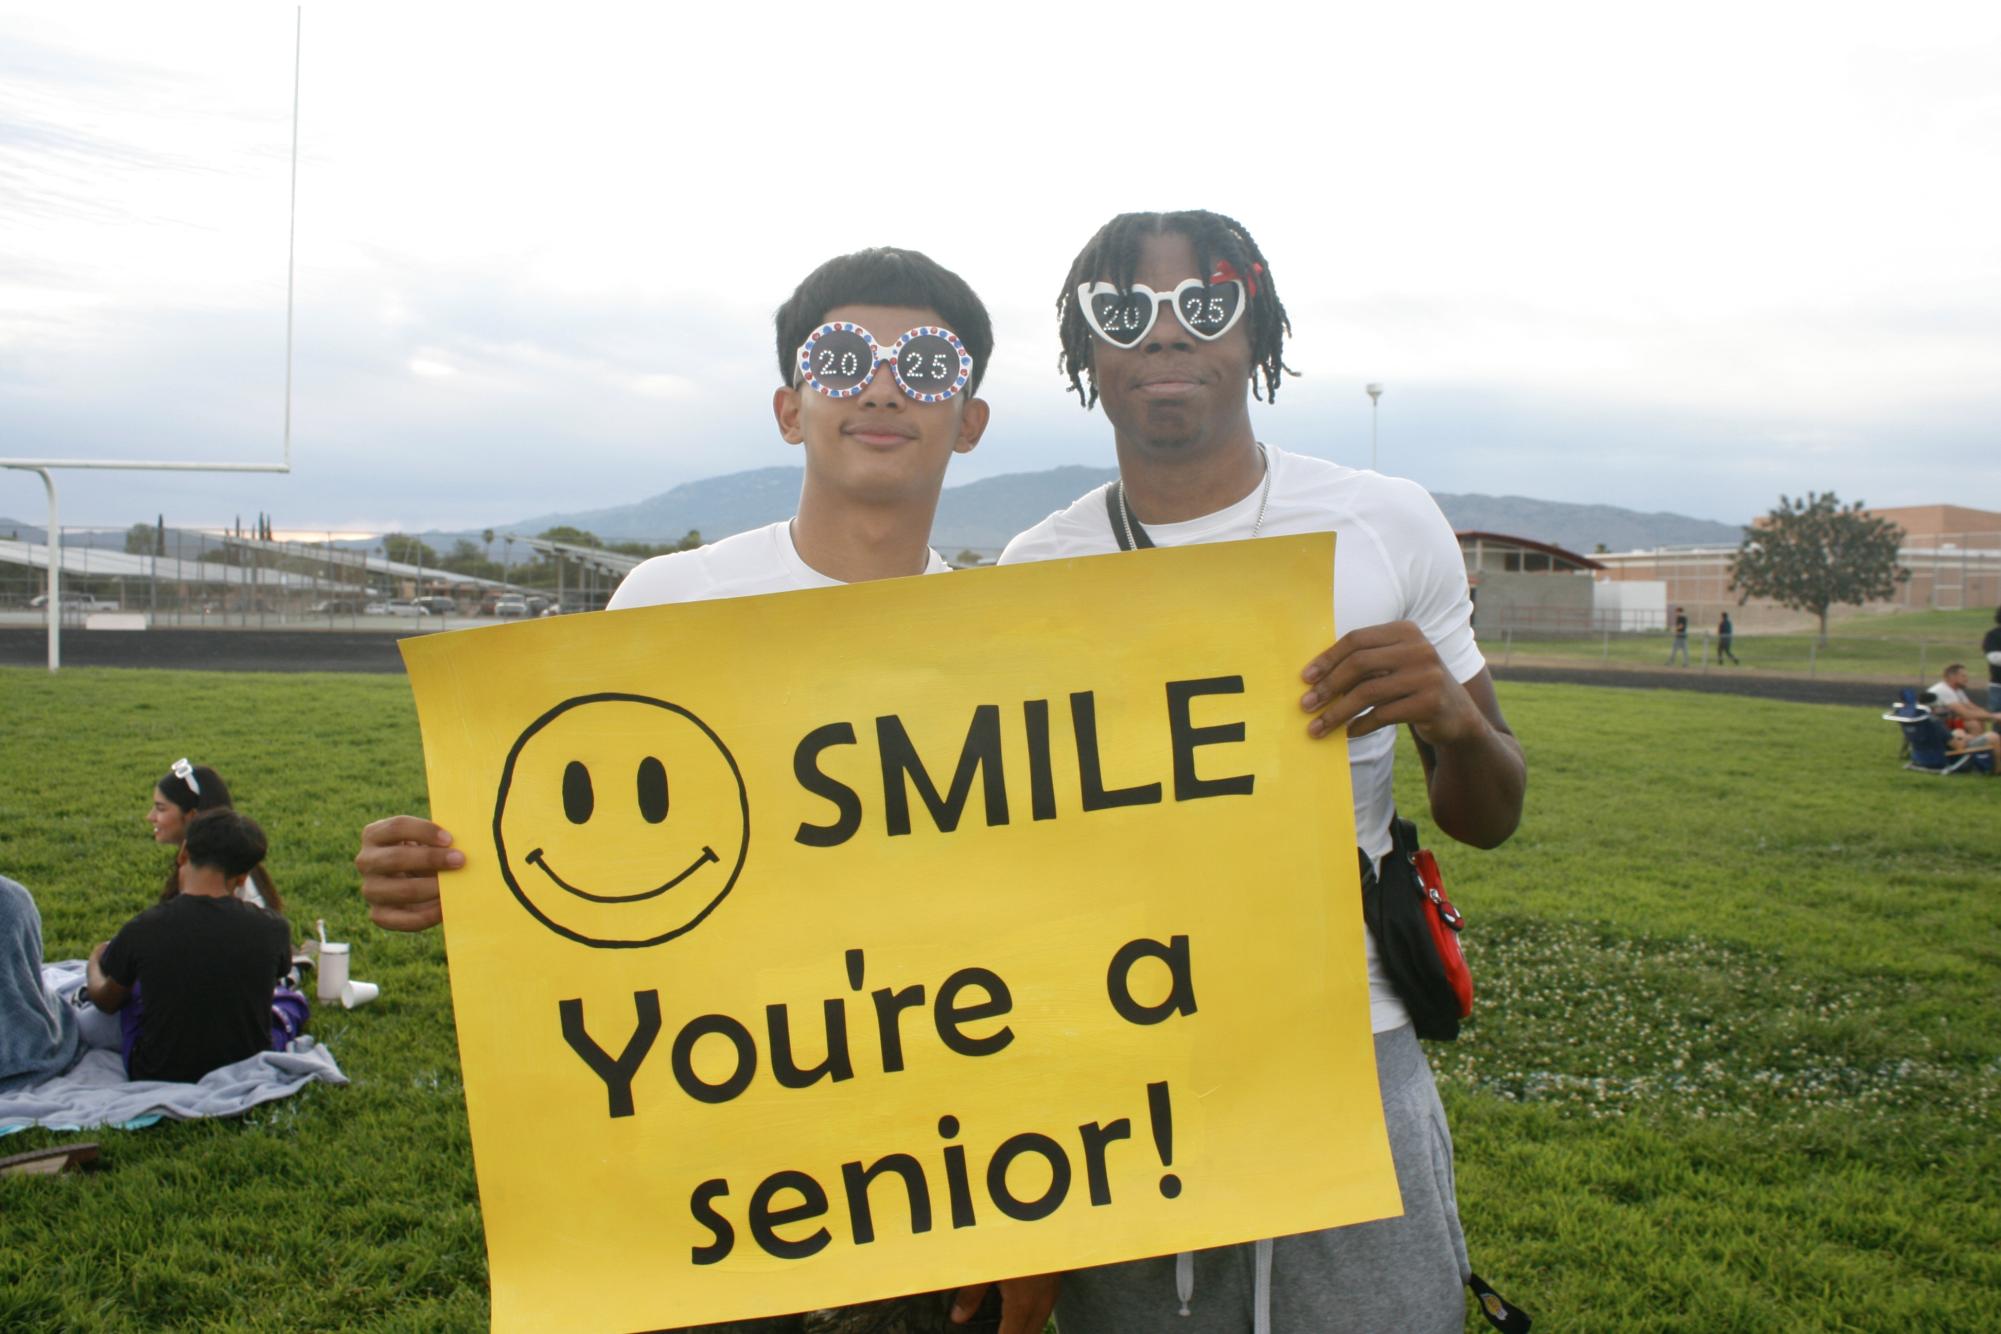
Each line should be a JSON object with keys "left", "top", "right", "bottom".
{"left": 774, "top": 247, "right": 995, "bottom": 394}
{"left": 1056, "top": 209, "right": 1294, "bottom": 409}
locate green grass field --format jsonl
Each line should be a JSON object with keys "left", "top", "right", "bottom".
{"left": 1, "top": 666, "right": 1996, "bottom": 1331}
{"left": 1494, "top": 606, "right": 1995, "bottom": 682}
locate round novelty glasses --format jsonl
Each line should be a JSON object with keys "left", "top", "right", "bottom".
{"left": 1077, "top": 277, "right": 1245, "bottom": 349}
{"left": 794, "top": 323, "right": 974, "bottom": 403}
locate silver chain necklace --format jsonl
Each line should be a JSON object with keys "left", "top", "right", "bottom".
{"left": 1118, "top": 443, "right": 1272, "bottom": 550}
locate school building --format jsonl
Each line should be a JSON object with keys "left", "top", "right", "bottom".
{"left": 1461, "top": 504, "right": 2001, "bottom": 636}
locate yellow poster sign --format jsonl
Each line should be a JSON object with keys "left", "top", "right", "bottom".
{"left": 400, "top": 534, "right": 1399, "bottom": 1332}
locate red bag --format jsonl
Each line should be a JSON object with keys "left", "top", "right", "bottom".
{"left": 1360, "top": 816, "right": 1474, "bottom": 1040}
{"left": 1410, "top": 845, "right": 1474, "bottom": 1020}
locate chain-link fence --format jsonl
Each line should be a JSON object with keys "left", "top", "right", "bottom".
{"left": 0, "top": 525, "right": 619, "bottom": 629}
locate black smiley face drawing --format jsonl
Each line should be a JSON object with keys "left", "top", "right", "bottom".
{"left": 493, "top": 694, "right": 749, "bottom": 948}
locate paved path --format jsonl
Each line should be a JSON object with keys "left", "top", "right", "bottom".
{"left": 3, "top": 627, "right": 1907, "bottom": 706}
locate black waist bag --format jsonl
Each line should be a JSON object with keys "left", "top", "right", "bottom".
{"left": 1359, "top": 815, "right": 1471, "bottom": 1042}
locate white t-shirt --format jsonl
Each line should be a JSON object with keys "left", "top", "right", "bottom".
{"left": 608, "top": 520, "right": 950, "bottom": 608}
{"left": 1928, "top": 680, "right": 1972, "bottom": 711}
{"left": 999, "top": 446, "right": 1486, "bottom": 1032}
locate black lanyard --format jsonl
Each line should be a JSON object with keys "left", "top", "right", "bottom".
{"left": 1104, "top": 483, "right": 1155, "bottom": 551}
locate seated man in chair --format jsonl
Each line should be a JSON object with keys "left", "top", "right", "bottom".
{"left": 1926, "top": 664, "right": 2000, "bottom": 738}
{"left": 1913, "top": 691, "right": 1997, "bottom": 770}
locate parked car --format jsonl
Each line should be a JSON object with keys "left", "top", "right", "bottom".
{"left": 29, "top": 592, "right": 119, "bottom": 612}
{"left": 493, "top": 595, "right": 530, "bottom": 618}
{"left": 413, "top": 596, "right": 457, "bottom": 616}
{"left": 311, "top": 598, "right": 364, "bottom": 615}
{"left": 384, "top": 600, "right": 431, "bottom": 617}
{"left": 362, "top": 602, "right": 390, "bottom": 616}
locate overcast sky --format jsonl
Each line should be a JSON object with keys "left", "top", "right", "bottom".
{"left": 2, "top": 2, "right": 1997, "bottom": 536}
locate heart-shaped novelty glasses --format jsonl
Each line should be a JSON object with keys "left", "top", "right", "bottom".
{"left": 1077, "top": 277, "right": 1245, "bottom": 348}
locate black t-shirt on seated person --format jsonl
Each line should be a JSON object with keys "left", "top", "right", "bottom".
{"left": 100, "top": 894, "right": 290, "bottom": 1083}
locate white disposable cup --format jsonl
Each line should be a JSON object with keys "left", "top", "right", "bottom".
{"left": 316, "top": 942, "right": 350, "bottom": 1002}
{"left": 341, "top": 979, "right": 379, "bottom": 1009}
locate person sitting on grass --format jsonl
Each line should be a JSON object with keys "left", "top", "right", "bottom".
{"left": 148, "top": 759, "right": 283, "bottom": 914}
{"left": 0, "top": 875, "right": 83, "bottom": 1093}
{"left": 88, "top": 810, "right": 294, "bottom": 1083}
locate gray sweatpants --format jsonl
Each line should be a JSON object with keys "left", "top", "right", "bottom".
{"left": 1054, "top": 1025, "right": 1469, "bottom": 1334}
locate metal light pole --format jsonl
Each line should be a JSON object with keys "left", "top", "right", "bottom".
{"left": 0, "top": 7, "right": 301, "bottom": 669}
{"left": 1365, "top": 383, "right": 1384, "bottom": 471}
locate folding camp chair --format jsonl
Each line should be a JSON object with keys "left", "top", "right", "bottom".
{"left": 1883, "top": 689, "right": 1992, "bottom": 775}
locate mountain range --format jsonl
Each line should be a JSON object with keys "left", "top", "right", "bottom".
{"left": 495, "top": 465, "right": 1745, "bottom": 555}
{"left": 0, "top": 467, "right": 1747, "bottom": 557}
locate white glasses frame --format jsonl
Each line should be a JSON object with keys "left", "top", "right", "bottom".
{"left": 793, "top": 323, "right": 974, "bottom": 404}
{"left": 1076, "top": 277, "right": 1246, "bottom": 347}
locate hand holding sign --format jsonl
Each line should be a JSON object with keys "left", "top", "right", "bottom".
{"left": 355, "top": 815, "right": 461, "bottom": 931}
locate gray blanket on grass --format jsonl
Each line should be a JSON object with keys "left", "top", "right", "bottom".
{"left": 0, "top": 961, "right": 347, "bottom": 1134}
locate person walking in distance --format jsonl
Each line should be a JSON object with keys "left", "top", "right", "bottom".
{"left": 1666, "top": 606, "right": 1689, "bottom": 666}
{"left": 1716, "top": 611, "right": 1739, "bottom": 664}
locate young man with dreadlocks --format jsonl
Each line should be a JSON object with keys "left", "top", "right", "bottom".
{"left": 354, "top": 247, "right": 1055, "bottom": 1334}
{"left": 1000, "top": 210, "right": 1527, "bottom": 1333}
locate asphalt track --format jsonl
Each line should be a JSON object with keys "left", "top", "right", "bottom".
{"left": 0, "top": 627, "right": 417, "bottom": 674}
{"left": 1490, "top": 663, "right": 1891, "bottom": 708}
{"left": 1, "top": 627, "right": 1900, "bottom": 707}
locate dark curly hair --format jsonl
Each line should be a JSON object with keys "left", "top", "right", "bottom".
{"left": 1057, "top": 209, "right": 1294, "bottom": 409}
{"left": 183, "top": 809, "right": 270, "bottom": 882}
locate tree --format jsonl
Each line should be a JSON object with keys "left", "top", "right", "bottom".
{"left": 1729, "top": 492, "right": 1908, "bottom": 646}
{"left": 382, "top": 533, "right": 441, "bottom": 568}
{"left": 481, "top": 528, "right": 495, "bottom": 564}
{"left": 607, "top": 531, "right": 703, "bottom": 560}
{"left": 124, "top": 523, "right": 157, "bottom": 555}
{"left": 441, "top": 539, "right": 498, "bottom": 580}
{"left": 538, "top": 525, "right": 600, "bottom": 547}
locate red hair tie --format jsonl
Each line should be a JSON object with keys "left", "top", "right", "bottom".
{"left": 1210, "top": 259, "right": 1262, "bottom": 299}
